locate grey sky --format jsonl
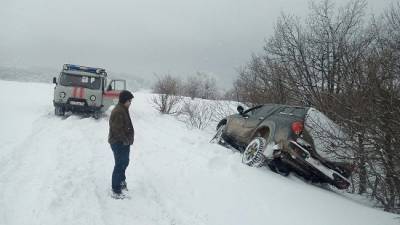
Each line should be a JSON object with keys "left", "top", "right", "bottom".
{"left": 0, "top": 0, "right": 388, "bottom": 88}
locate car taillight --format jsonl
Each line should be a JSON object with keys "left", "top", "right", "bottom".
{"left": 291, "top": 121, "right": 304, "bottom": 135}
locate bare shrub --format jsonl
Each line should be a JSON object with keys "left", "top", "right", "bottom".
{"left": 208, "top": 100, "right": 237, "bottom": 124}
{"left": 176, "top": 100, "right": 214, "bottom": 129}
{"left": 182, "top": 72, "right": 219, "bottom": 100}
{"left": 176, "top": 98, "right": 237, "bottom": 130}
{"left": 233, "top": 55, "right": 291, "bottom": 106}
{"left": 151, "top": 74, "right": 182, "bottom": 114}
{"left": 183, "top": 75, "right": 202, "bottom": 100}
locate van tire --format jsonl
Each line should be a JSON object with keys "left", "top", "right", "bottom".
{"left": 93, "top": 111, "right": 101, "bottom": 119}
{"left": 55, "top": 106, "right": 65, "bottom": 116}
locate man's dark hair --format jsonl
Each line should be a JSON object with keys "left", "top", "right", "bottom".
{"left": 119, "top": 90, "right": 134, "bottom": 104}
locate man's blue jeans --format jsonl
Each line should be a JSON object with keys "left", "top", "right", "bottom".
{"left": 111, "top": 143, "right": 130, "bottom": 193}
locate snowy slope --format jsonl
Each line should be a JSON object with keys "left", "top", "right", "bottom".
{"left": 0, "top": 80, "right": 398, "bottom": 225}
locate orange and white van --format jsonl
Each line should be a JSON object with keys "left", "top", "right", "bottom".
{"left": 52, "top": 64, "right": 126, "bottom": 119}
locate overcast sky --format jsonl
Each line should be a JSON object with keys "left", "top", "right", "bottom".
{"left": 0, "top": 0, "right": 389, "bottom": 88}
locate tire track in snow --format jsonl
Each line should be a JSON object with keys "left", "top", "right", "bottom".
{"left": 43, "top": 116, "right": 107, "bottom": 225}
{"left": 0, "top": 113, "right": 54, "bottom": 179}
{"left": 0, "top": 114, "right": 107, "bottom": 225}
{"left": 0, "top": 114, "right": 62, "bottom": 225}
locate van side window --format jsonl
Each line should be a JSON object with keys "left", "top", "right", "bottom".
{"left": 107, "top": 80, "right": 126, "bottom": 91}
{"left": 107, "top": 84, "right": 112, "bottom": 91}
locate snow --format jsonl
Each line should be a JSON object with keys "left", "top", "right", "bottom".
{"left": 305, "top": 108, "right": 350, "bottom": 161}
{"left": 0, "top": 80, "right": 398, "bottom": 225}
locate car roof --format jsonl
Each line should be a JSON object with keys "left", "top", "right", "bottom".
{"left": 261, "top": 103, "right": 310, "bottom": 110}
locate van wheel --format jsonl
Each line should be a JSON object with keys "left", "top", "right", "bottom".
{"left": 55, "top": 106, "right": 65, "bottom": 116}
{"left": 93, "top": 111, "right": 101, "bottom": 119}
{"left": 242, "top": 137, "right": 266, "bottom": 167}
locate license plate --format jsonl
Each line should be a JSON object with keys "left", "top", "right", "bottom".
{"left": 70, "top": 101, "right": 85, "bottom": 106}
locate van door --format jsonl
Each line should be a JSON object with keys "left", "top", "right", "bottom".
{"left": 107, "top": 79, "right": 126, "bottom": 91}
{"left": 102, "top": 79, "right": 127, "bottom": 111}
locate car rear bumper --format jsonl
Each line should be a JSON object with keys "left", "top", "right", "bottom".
{"left": 280, "top": 139, "right": 351, "bottom": 189}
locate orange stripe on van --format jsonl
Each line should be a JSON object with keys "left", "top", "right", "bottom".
{"left": 103, "top": 91, "right": 120, "bottom": 98}
{"left": 72, "top": 87, "right": 77, "bottom": 97}
{"left": 80, "top": 87, "right": 85, "bottom": 98}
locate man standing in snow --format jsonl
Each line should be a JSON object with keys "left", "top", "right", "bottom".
{"left": 108, "top": 90, "right": 134, "bottom": 199}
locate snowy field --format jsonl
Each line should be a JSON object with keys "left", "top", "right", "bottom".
{"left": 0, "top": 80, "right": 398, "bottom": 225}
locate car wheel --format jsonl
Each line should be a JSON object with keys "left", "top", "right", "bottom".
{"left": 242, "top": 137, "right": 267, "bottom": 167}
{"left": 210, "top": 123, "right": 226, "bottom": 144}
{"left": 55, "top": 106, "right": 65, "bottom": 116}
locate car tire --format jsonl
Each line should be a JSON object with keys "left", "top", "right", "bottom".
{"left": 242, "top": 137, "right": 267, "bottom": 167}
{"left": 210, "top": 123, "right": 226, "bottom": 144}
{"left": 55, "top": 106, "right": 65, "bottom": 116}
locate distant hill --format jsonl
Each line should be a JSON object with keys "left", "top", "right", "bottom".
{"left": 0, "top": 66, "right": 152, "bottom": 91}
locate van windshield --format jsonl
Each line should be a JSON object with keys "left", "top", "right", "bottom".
{"left": 60, "top": 73, "right": 101, "bottom": 89}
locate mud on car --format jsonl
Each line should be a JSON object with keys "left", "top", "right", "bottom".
{"left": 211, "top": 104, "right": 353, "bottom": 189}
{"left": 52, "top": 64, "right": 126, "bottom": 119}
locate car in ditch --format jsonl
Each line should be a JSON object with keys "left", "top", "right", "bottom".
{"left": 211, "top": 104, "right": 353, "bottom": 189}
{"left": 52, "top": 64, "right": 126, "bottom": 118}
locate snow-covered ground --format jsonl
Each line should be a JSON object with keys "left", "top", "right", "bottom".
{"left": 0, "top": 80, "right": 398, "bottom": 225}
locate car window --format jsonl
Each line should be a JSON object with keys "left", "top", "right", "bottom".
{"left": 278, "top": 107, "right": 306, "bottom": 117}
{"left": 256, "top": 105, "right": 276, "bottom": 117}
{"left": 244, "top": 105, "right": 263, "bottom": 117}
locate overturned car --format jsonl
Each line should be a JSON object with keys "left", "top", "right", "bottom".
{"left": 211, "top": 104, "right": 353, "bottom": 189}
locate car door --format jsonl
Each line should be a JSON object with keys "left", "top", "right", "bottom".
{"left": 230, "top": 106, "right": 263, "bottom": 143}
{"left": 241, "top": 105, "right": 278, "bottom": 143}
{"left": 238, "top": 106, "right": 266, "bottom": 140}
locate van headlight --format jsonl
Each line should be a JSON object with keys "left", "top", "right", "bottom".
{"left": 90, "top": 95, "right": 96, "bottom": 101}
{"left": 59, "top": 92, "right": 66, "bottom": 98}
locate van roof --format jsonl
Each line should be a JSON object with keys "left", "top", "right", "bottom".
{"left": 62, "top": 64, "right": 107, "bottom": 77}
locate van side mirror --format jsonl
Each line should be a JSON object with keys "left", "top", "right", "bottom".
{"left": 237, "top": 105, "right": 244, "bottom": 115}
{"left": 53, "top": 77, "right": 57, "bottom": 85}
{"left": 101, "top": 79, "right": 105, "bottom": 93}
